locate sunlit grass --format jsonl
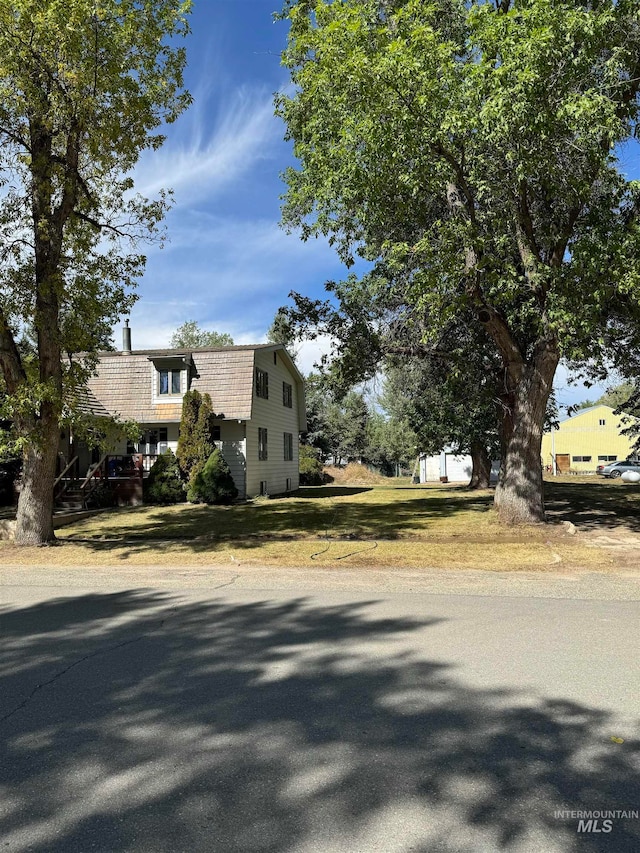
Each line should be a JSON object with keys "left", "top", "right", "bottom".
{"left": 0, "top": 536, "right": 605, "bottom": 571}
{"left": 0, "top": 481, "right": 626, "bottom": 571}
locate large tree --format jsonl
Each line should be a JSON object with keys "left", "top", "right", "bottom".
{"left": 279, "top": 271, "right": 506, "bottom": 489}
{"left": 0, "top": 0, "right": 191, "bottom": 544}
{"left": 278, "top": 0, "right": 640, "bottom": 523}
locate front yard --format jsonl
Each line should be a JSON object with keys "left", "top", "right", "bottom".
{"left": 2, "top": 478, "right": 639, "bottom": 571}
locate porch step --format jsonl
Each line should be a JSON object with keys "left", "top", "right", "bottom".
{"left": 55, "top": 489, "right": 85, "bottom": 510}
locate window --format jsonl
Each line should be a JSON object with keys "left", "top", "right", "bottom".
{"left": 256, "top": 368, "right": 269, "bottom": 399}
{"left": 599, "top": 418, "right": 606, "bottom": 426}
{"left": 147, "top": 429, "right": 158, "bottom": 452}
{"left": 159, "top": 369, "right": 181, "bottom": 395}
{"left": 273, "top": 352, "right": 278, "bottom": 365}
{"left": 598, "top": 455, "right": 617, "bottom": 461}
{"left": 212, "top": 425, "right": 221, "bottom": 441}
{"left": 258, "top": 427, "right": 268, "bottom": 460}
{"left": 572, "top": 456, "right": 592, "bottom": 463}
{"left": 283, "top": 381, "right": 293, "bottom": 408}
{"left": 286, "top": 478, "right": 292, "bottom": 492}
{"left": 284, "top": 432, "right": 293, "bottom": 461}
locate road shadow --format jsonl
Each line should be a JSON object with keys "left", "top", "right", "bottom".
{"left": 1, "top": 592, "right": 637, "bottom": 851}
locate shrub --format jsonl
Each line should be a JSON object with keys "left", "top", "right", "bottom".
{"left": 187, "top": 448, "right": 238, "bottom": 505}
{"left": 176, "top": 389, "right": 217, "bottom": 488}
{"left": 176, "top": 390, "right": 201, "bottom": 480}
{"left": 86, "top": 482, "right": 116, "bottom": 509}
{"left": 299, "top": 443, "right": 325, "bottom": 485}
{"left": 144, "top": 450, "right": 186, "bottom": 505}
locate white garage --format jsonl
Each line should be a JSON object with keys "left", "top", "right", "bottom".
{"left": 419, "top": 451, "right": 500, "bottom": 484}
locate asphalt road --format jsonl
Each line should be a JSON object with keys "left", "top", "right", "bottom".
{"left": 1, "top": 565, "right": 639, "bottom": 852}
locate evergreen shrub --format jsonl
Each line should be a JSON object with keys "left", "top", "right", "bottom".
{"left": 187, "top": 448, "right": 238, "bottom": 505}
{"left": 299, "top": 444, "right": 325, "bottom": 485}
{"left": 144, "top": 450, "right": 186, "bottom": 504}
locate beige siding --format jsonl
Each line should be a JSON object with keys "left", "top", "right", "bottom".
{"left": 246, "top": 350, "right": 301, "bottom": 496}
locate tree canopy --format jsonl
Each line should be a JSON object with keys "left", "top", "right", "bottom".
{"left": 278, "top": 0, "right": 640, "bottom": 523}
{"left": 170, "top": 321, "right": 234, "bottom": 349}
{"left": 0, "top": 0, "right": 191, "bottom": 543}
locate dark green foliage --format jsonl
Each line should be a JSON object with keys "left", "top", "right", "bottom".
{"left": 277, "top": 0, "right": 640, "bottom": 523}
{"left": 86, "top": 482, "right": 117, "bottom": 509}
{"left": 176, "top": 390, "right": 201, "bottom": 479}
{"left": 193, "top": 393, "right": 216, "bottom": 477}
{"left": 303, "top": 374, "right": 370, "bottom": 465}
{"left": 144, "top": 450, "right": 185, "bottom": 505}
{"left": 177, "top": 390, "right": 216, "bottom": 487}
{"left": 187, "top": 448, "right": 238, "bottom": 505}
{"left": 266, "top": 309, "right": 297, "bottom": 354}
{"left": 299, "top": 444, "right": 325, "bottom": 485}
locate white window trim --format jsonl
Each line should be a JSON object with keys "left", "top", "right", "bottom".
{"left": 151, "top": 364, "right": 186, "bottom": 404}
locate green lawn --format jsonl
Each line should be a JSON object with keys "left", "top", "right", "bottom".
{"left": 2, "top": 479, "right": 634, "bottom": 570}
{"left": 59, "top": 484, "right": 501, "bottom": 542}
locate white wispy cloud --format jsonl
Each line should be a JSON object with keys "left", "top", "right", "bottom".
{"left": 133, "top": 84, "right": 280, "bottom": 207}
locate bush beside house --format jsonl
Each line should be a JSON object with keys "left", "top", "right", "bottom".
{"left": 176, "top": 389, "right": 217, "bottom": 490}
{"left": 144, "top": 450, "right": 186, "bottom": 505}
{"left": 299, "top": 444, "right": 325, "bottom": 485}
{"left": 187, "top": 448, "right": 238, "bottom": 505}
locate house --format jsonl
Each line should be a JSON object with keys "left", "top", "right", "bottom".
{"left": 540, "top": 404, "right": 638, "bottom": 473}
{"left": 74, "top": 331, "right": 306, "bottom": 500}
{"left": 419, "top": 450, "right": 500, "bottom": 484}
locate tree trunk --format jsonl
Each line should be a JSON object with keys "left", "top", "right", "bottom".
{"left": 12, "top": 108, "right": 64, "bottom": 545}
{"left": 15, "top": 418, "right": 59, "bottom": 545}
{"left": 469, "top": 440, "right": 491, "bottom": 489}
{"left": 494, "top": 341, "right": 559, "bottom": 524}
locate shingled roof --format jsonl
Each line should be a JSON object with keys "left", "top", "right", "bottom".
{"left": 87, "top": 344, "right": 303, "bottom": 423}
{"left": 68, "top": 386, "right": 112, "bottom": 419}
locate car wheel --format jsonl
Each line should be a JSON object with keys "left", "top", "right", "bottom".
{"left": 610, "top": 470, "right": 622, "bottom": 478}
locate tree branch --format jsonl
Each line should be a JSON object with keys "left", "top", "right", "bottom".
{"left": 70, "top": 209, "right": 134, "bottom": 238}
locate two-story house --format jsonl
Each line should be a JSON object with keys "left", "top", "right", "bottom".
{"left": 82, "top": 331, "right": 306, "bottom": 499}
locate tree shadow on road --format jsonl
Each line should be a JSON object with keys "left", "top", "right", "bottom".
{"left": 1, "top": 591, "right": 638, "bottom": 852}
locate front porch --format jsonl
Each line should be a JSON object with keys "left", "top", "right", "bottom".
{"left": 54, "top": 454, "right": 148, "bottom": 510}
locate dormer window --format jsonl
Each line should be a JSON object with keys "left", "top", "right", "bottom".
{"left": 159, "top": 369, "right": 181, "bottom": 395}
{"left": 148, "top": 352, "right": 191, "bottom": 403}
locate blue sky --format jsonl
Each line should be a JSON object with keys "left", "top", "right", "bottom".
{"left": 122, "top": 0, "right": 626, "bottom": 407}
{"left": 126, "top": 0, "right": 347, "bottom": 373}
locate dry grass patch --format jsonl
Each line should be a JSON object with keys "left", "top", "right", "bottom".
{"left": 0, "top": 482, "right": 620, "bottom": 571}
{"left": 323, "top": 463, "right": 401, "bottom": 486}
{"left": 0, "top": 534, "right": 604, "bottom": 572}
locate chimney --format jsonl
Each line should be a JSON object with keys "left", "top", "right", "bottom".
{"left": 122, "top": 319, "right": 132, "bottom": 353}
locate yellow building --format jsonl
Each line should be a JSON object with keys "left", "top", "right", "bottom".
{"left": 541, "top": 404, "right": 639, "bottom": 473}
